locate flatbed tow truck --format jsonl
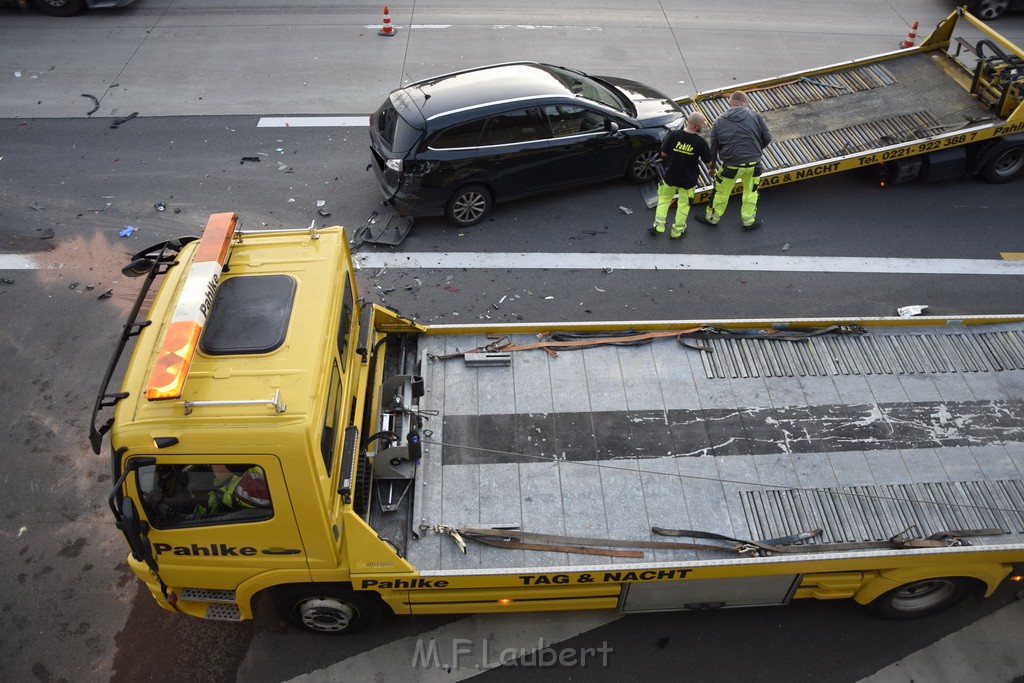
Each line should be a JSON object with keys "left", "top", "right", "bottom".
{"left": 676, "top": 8, "right": 1024, "bottom": 199}
{"left": 91, "top": 213, "right": 1024, "bottom": 633}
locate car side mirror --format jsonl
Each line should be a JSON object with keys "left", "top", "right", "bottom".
{"left": 606, "top": 121, "right": 622, "bottom": 138}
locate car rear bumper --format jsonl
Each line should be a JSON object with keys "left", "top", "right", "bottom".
{"left": 369, "top": 148, "right": 450, "bottom": 217}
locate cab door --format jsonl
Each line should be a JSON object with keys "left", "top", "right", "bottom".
{"left": 134, "top": 455, "right": 309, "bottom": 588}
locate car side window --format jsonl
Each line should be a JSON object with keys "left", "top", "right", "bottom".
{"left": 430, "top": 119, "right": 486, "bottom": 149}
{"left": 544, "top": 105, "right": 606, "bottom": 137}
{"left": 482, "top": 108, "right": 547, "bottom": 146}
{"left": 137, "top": 463, "right": 273, "bottom": 528}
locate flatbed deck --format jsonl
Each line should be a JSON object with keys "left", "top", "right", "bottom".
{"left": 674, "top": 9, "right": 1024, "bottom": 198}
{"left": 371, "top": 322, "right": 1024, "bottom": 573}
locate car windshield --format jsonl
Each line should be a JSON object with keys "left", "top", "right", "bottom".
{"left": 543, "top": 65, "right": 632, "bottom": 115}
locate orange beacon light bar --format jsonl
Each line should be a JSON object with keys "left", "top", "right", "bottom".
{"left": 145, "top": 212, "right": 238, "bottom": 401}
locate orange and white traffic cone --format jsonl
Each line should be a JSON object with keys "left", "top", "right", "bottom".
{"left": 379, "top": 6, "right": 397, "bottom": 36}
{"left": 899, "top": 21, "right": 918, "bottom": 49}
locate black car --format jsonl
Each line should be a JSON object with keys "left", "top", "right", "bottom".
{"left": 2, "top": 0, "right": 136, "bottom": 16}
{"left": 368, "top": 62, "right": 684, "bottom": 226}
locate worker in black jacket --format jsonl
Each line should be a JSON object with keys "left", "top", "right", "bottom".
{"left": 696, "top": 91, "right": 772, "bottom": 230}
{"left": 651, "top": 111, "right": 712, "bottom": 239}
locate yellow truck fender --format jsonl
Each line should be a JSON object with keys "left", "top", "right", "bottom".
{"left": 233, "top": 569, "right": 317, "bottom": 620}
{"left": 853, "top": 563, "right": 1012, "bottom": 605}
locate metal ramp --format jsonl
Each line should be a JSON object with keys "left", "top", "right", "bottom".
{"left": 695, "top": 326, "right": 1024, "bottom": 379}
{"left": 741, "top": 479, "right": 1024, "bottom": 544}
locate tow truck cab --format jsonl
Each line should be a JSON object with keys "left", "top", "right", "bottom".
{"left": 93, "top": 213, "right": 415, "bottom": 626}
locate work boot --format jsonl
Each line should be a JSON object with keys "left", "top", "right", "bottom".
{"left": 649, "top": 224, "right": 665, "bottom": 235}
{"left": 742, "top": 219, "right": 762, "bottom": 231}
{"left": 694, "top": 214, "right": 717, "bottom": 227}
{"left": 670, "top": 226, "right": 686, "bottom": 239}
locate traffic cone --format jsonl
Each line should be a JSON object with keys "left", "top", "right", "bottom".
{"left": 379, "top": 6, "right": 397, "bottom": 36}
{"left": 899, "top": 21, "right": 918, "bottom": 49}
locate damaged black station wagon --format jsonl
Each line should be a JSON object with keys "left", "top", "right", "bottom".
{"left": 368, "top": 62, "right": 684, "bottom": 226}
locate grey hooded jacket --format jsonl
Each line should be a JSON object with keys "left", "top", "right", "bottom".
{"left": 709, "top": 106, "right": 772, "bottom": 166}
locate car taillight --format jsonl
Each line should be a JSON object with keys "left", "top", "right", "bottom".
{"left": 386, "top": 159, "right": 403, "bottom": 172}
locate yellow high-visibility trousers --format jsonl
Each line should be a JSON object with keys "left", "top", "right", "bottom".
{"left": 706, "top": 163, "right": 760, "bottom": 226}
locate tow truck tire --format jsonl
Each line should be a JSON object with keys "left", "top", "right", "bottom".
{"left": 445, "top": 184, "right": 492, "bottom": 227}
{"left": 872, "top": 577, "right": 979, "bottom": 620}
{"left": 981, "top": 144, "right": 1024, "bottom": 183}
{"left": 275, "top": 583, "right": 384, "bottom": 635}
{"left": 33, "top": 0, "right": 85, "bottom": 16}
{"left": 627, "top": 149, "right": 660, "bottom": 183}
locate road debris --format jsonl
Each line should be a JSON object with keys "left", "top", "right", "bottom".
{"left": 154, "top": 202, "right": 166, "bottom": 212}
{"left": 110, "top": 112, "right": 138, "bottom": 129}
{"left": 898, "top": 304, "right": 928, "bottom": 317}
{"left": 781, "top": 243, "right": 791, "bottom": 251}
{"left": 0, "top": 278, "right": 14, "bottom": 285}
{"left": 119, "top": 225, "right": 136, "bottom": 237}
{"left": 80, "top": 93, "right": 100, "bottom": 116}
{"left": 619, "top": 206, "right": 634, "bottom": 215}
{"left": 98, "top": 289, "right": 113, "bottom": 300}
{"left": 240, "top": 156, "right": 261, "bottom": 164}
{"left": 39, "top": 228, "right": 54, "bottom": 239}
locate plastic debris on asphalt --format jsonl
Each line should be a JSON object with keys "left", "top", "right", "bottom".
{"left": 119, "top": 226, "right": 136, "bottom": 237}
{"left": 897, "top": 304, "right": 928, "bottom": 317}
{"left": 619, "top": 206, "right": 634, "bottom": 215}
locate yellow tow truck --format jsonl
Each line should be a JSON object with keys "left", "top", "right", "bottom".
{"left": 91, "top": 213, "right": 1024, "bottom": 633}
{"left": 679, "top": 8, "right": 1024, "bottom": 200}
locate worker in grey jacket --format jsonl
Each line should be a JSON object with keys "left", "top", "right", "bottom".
{"left": 696, "top": 91, "right": 772, "bottom": 230}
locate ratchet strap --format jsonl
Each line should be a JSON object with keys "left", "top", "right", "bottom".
{"left": 429, "top": 325, "right": 866, "bottom": 360}
{"left": 435, "top": 525, "right": 1002, "bottom": 559}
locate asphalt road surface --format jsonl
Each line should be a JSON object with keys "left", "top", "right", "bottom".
{"left": 1, "top": 2, "right": 1023, "bottom": 682}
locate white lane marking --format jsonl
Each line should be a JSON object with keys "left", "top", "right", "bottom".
{"left": 858, "top": 599, "right": 1024, "bottom": 682}
{"left": 285, "top": 611, "right": 621, "bottom": 682}
{"left": 0, "top": 254, "right": 38, "bottom": 270}
{"left": 257, "top": 116, "right": 368, "bottom": 128}
{"left": 355, "top": 252, "right": 1024, "bottom": 276}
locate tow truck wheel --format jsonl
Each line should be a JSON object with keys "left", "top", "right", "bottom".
{"left": 981, "top": 144, "right": 1024, "bottom": 183}
{"left": 445, "top": 184, "right": 492, "bottom": 227}
{"left": 872, "top": 577, "right": 979, "bottom": 620}
{"left": 627, "top": 149, "right": 660, "bottom": 183}
{"left": 275, "top": 584, "right": 384, "bottom": 634}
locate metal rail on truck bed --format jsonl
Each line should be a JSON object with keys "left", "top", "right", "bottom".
{"left": 367, "top": 318, "right": 1024, "bottom": 574}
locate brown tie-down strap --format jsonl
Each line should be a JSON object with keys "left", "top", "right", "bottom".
{"left": 429, "top": 325, "right": 866, "bottom": 360}
{"left": 455, "top": 527, "right": 771, "bottom": 558}
{"left": 445, "top": 526, "right": 1003, "bottom": 559}
{"left": 652, "top": 526, "right": 1004, "bottom": 552}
